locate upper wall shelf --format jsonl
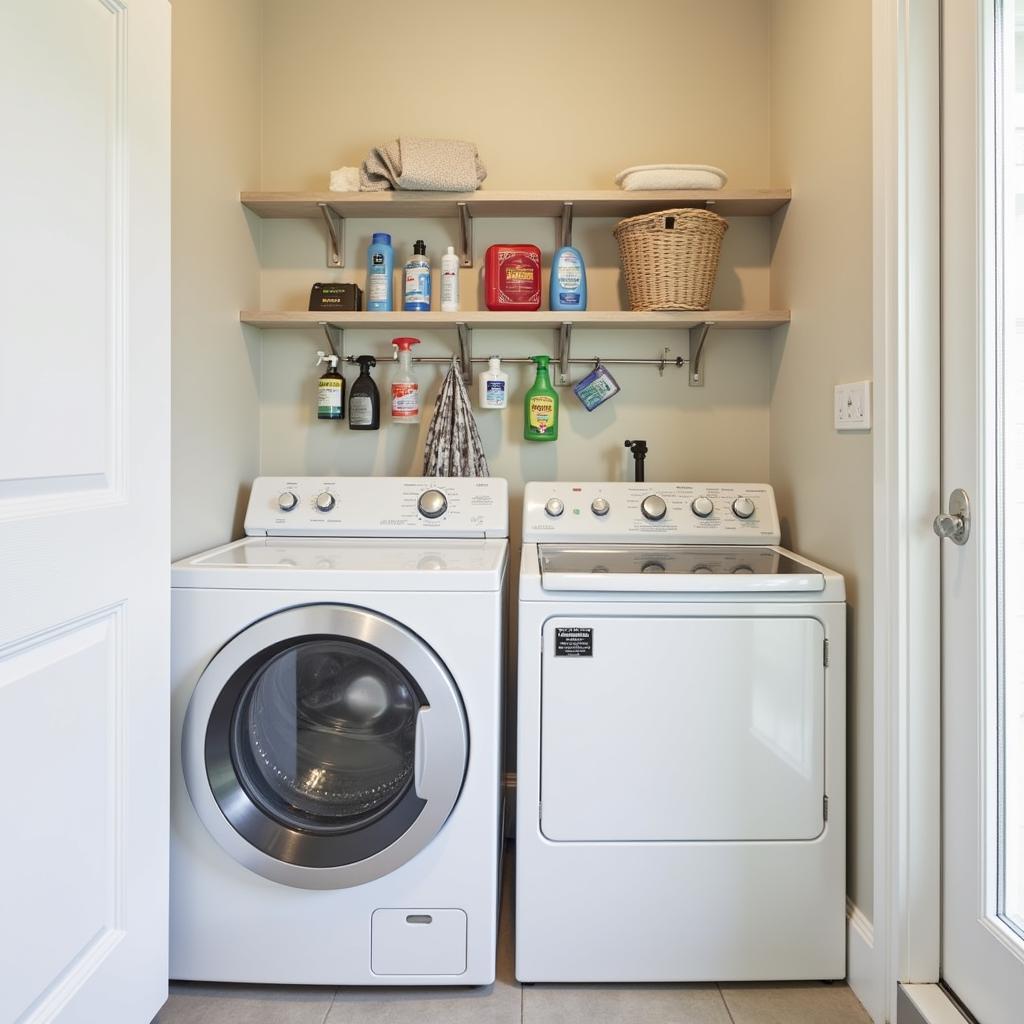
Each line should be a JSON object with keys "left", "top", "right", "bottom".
{"left": 240, "top": 189, "right": 792, "bottom": 219}
{"left": 241, "top": 188, "right": 792, "bottom": 269}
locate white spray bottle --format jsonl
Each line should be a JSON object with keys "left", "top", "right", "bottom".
{"left": 391, "top": 337, "right": 421, "bottom": 423}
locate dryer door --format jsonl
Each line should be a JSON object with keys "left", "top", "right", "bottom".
{"left": 540, "top": 615, "right": 826, "bottom": 842}
{"left": 182, "top": 604, "right": 468, "bottom": 889}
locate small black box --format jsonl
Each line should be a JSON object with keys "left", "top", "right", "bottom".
{"left": 309, "top": 282, "right": 363, "bottom": 311}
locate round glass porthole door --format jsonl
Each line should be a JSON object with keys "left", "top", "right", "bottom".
{"left": 182, "top": 605, "right": 468, "bottom": 890}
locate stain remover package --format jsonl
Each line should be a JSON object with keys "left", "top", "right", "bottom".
{"left": 573, "top": 364, "right": 620, "bottom": 411}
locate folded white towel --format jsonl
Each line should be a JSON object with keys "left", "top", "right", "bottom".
{"left": 614, "top": 164, "right": 728, "bottom": 191}
{"left": 329, "top": 166, "right": 361, "bottom": 192}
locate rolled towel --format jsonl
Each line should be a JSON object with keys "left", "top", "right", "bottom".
{"left": 329, "top": 166, "right": 361, "bottom": 192}
{"left": 614, "top": 164, "right": 728, "bottom": 191}
{"left": 360, "top": 137, "right": 487, "bottom": 192}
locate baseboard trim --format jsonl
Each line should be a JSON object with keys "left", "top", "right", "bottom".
{"left": 897, "top": 984, "right": 971, "bottom": 1024}
{"left": 847, "top": 898, "right": 884, "bottom": 1023}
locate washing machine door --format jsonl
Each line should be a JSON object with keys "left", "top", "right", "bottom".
{"left": 182, "top": 604, "right": 468, "bottom": 890}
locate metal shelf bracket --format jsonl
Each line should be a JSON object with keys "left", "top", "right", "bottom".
{"left": 317, "top": 203, "right": 345, "bottom": 268}
{"left": 457, "top": 202, "right": 473, "bottom": 267}
{"left": 688, "top": 322, "right": 714, "bottom": 387}
{"left": 456, "top": 322, "right": 473, "bottom": 385}
{"left": 319, "top": 323, "right": 344, "bottom": 363}
{"left": 556, "top": 323, "right": 573, "bottom": 387}
{"left": 559, "top": 202, "right": 574, "bottom": 249}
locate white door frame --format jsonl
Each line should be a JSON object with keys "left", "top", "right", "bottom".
{"left": 869, "top": 0, "right": 944, "bottom": 1021}
{"left": 869, "top": 1, "right": 987, "bottom": 1022}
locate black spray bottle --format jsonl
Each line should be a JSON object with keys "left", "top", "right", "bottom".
{"left": 349, "top": 355, "right": 380, "bottom": 430}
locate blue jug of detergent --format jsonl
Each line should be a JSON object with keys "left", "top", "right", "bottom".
{"left": 550, "top": 245, "right": 587, "bottom": 311}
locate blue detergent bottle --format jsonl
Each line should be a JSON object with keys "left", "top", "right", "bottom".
{"left": 366, "top": 232, "right": 394, "bottom": 311}
{"left": 550, "top": 245, "right": 587, "bottom": 311}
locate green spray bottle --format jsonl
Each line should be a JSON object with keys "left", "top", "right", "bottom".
{"left": 524, "top": 355, "right": 559, "bottom": 441}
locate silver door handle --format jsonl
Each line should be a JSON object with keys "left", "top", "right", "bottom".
{"left": 933, "top": 488, "right": 971, "bottom": 545}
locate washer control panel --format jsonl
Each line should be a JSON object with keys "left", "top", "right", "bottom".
{"left": 522, "top": 482, "right": 780, "bottom": 544}
{"left": 245, "top": 476, "right": 509, "bottom": 538}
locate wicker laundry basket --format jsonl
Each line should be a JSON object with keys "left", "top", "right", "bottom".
{"left": 614, "top": 208, "right": 728, "bottom": 311}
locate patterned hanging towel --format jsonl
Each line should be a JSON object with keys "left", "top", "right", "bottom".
{"left": 422, "top": 360, "right": 490, "bottom": 477}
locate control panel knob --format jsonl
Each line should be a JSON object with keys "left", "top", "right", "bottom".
{"left": 691, "top": 495, "right": 714, "bottom": 519}
{"left": 732, "top": 496, "right": 756, "bottom": 519}
{"left": 315, "top": 491, "right": 336, "bottom": 513}
{"left": 418, "top": 489, "right": 448, "bottom": 519}
{"left": 641, "top": 494, "right": 667, "bottom": 521}
{"left": 278, "top": 491, "right": 298, "bottom": 513}
{"left": 544, "top": 498, "right": 565, "bottom": 518}
{"left": 591, "top": 497, "right": 610, "bottom": 517}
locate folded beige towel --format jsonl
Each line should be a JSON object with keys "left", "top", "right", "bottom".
{"left": 360, "top": 137, "right": 487, "bottom": 192}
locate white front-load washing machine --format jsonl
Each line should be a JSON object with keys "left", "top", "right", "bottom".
{"left": 171, "top": 476, "right": 507, "bottom": 985}
{"left": 516, "top": 481, "right": 846, "bottom": 982}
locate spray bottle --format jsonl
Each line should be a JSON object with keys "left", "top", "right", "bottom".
{"left": 524, "top": 354, "right": 559, "bottom": 441}
{"left": 349, "top": 355, "right": 380, "bottom": 430}
{"left": 316, "top": 350, "right": 344, "bottom": 420}
{"left": 390, "top": 337, "right": 421, "bottom": 424}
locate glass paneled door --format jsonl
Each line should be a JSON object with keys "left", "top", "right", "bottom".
{"left": 940, "top": 1, "right": 1024, "bottom": 1019}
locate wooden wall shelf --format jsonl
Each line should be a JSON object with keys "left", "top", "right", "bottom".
{"left": 241, "top": 189, "right": 791, "bottom": 219}
{"left": 239, "top": 310, "right": 790, "bottom": 331}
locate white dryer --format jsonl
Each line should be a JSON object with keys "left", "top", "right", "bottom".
{"left": 171, "top": 476, "right": 507, "bottom": 985}
{"left": 516, "top": 481, "right": 846, "bottom": 982}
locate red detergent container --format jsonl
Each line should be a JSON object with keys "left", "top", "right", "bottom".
{"left": 484, "top": 244, "right": 542, "bottom": 310}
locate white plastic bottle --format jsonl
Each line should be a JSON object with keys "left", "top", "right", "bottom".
{"left": 441, "top": 245, "right": 460, "bottom": 312}
{"left": 478, "top": 356, "right": 509, "bottom": 409}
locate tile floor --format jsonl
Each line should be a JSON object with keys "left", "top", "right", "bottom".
{"left": 154, "top": 853, "right": 870, "bottom": 1024}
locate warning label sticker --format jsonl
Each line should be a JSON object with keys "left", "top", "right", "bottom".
{"left": 554, "top": 627, "right": 593, "bottom": 657}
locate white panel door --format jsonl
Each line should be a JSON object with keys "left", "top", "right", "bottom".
{"left": 540, "top": 616, "right": 826, "bottom": 842}
{"left": 940, "top": 1, "right": 1024, "bottom": 1021}
{"left": 0, "top": 2, "right": 170, "bottom": 1022}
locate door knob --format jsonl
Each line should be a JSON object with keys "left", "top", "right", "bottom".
{"left": 933, "top": 488, "right": 971, "bottom": 545}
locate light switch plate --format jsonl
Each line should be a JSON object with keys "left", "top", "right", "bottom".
{"left": 834, "top": 380, "right": 872, "bottom": 431}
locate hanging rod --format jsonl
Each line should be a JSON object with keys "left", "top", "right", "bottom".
{"left": 343, "top": 354, "right": 686, "bottom": 370}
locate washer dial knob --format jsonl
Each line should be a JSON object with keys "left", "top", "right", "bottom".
{"left": 545, "top": 498, "right": 565, "bottom": 518}
{"left": 418, "top": 489, "right": 448, "bottom": 519}
{"left": 641, "top": 494, "right": 668, "bottom": 521}
{"left": 315, "top": 491, "right": 336, "bottom": 513}
{"left": 732, "top": 496, "right": 756, "bottom": 519}
{"left": 691, "top": 495, "right": 714, "bottom": 519}
{"left": 278, "top": 491, "right": 298, "bottom": 512}
{"left": 591, "top": 497, "right": 610, "bottom": 517}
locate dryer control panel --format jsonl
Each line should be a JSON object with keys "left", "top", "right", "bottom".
{"left": 522, "top": 481, "right": 781, "bottom": 545}
{"left": 245, "top": 476, "right": 509, "bottom": 538}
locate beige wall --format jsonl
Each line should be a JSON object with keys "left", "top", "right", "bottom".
{"left": 769, "top": 0, "right": 874, "bottom": 917}
{"left": 257, "top": 0, "right": 776, "bottom": 520}
{"left": 260, "top": 0, "right": 772, "bottom": 190}
{"left": 171, "top": 0, "right": 263, "bottom": 559}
